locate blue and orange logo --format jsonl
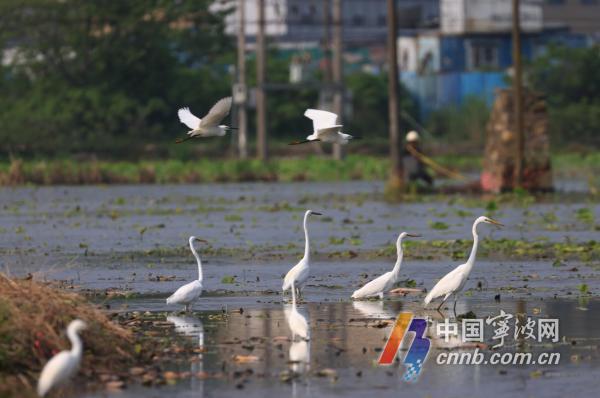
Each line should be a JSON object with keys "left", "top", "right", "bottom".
{"left": 378, "top": 312, "right": 430, "bottom": 381}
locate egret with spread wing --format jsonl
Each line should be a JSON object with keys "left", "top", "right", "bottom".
{"left": 289, "top": 109, "right": 358, "bottom": 145}
{"left": 176, "top": 97, "right": 236, "bottom": 143}
{"left": 37, "top": 319, "right": 87, "bottom": 397}
{"left": 166, "top": 236, "right": 207, "bottom": 312}
{"left": 424, "top": 216, "right": 503, "bottom": 313}
{"left": 352, "top": 232, "right": 420, "bottom": 300}
{"left": 282, "top": 210, "right": 322, "bottom": 296}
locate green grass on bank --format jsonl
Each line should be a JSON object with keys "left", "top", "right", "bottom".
{"left": 0, "top": 153, "right": 597, "bottom": 185}
{"left": 0, "top": 156, "right": 389, "bottom": 185}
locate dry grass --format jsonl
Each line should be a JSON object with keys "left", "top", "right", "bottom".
{"left": 0, "top": 274, "right": 154, "bottom": 397}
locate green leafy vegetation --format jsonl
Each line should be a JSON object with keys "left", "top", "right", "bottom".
{"left": 428, "top": 221, "right": 449, "bottom": 230}
{"left": 0, "top": 155, "right": 390, "bottom": 184}
{"left": 221, "top": 275, "right": 236, "bottom": 284}
{"left": 485, "top": 200, "right": 498, "bottom": 212}
{"left": 224, "top": 214, "right": 243, "bottom": 222}
{"left": 575, "top": 208, "right": 594, "bottom": 224}
{"left": 425, "top": 96, "right": 490, "bottom": 149}
{"left": 404, "top": 279, "right": 417, "bottom": 288}
{"left": 528, "top": 45, "right": 600, "bottom": 149}
{"left": 0, "top": 0, "right": 232, "bottom": 158}
{"left": 329, "top": 237, "right": 345, "bottom": 245}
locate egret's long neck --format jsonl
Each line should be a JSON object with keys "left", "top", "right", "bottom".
{"left": 465, "top": 221, "right": 480, "bottom": 273}
{"left": 303, "top": 213, "right": 310, "bottom": 260}
{"left": 67, "top": 328, "right": 83, "bottom": 359}
{"left": 190, "top": 241, "right": 203, "bottom": 281}
{"left": 392, "top": 239, "right": 404, "bottom": 278}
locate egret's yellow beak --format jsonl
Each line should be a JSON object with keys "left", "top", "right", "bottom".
{"left": 487, "top": 218, "right": 504, "bottom": 227}
{"left": 194, "top": 238, "right": 208, "bottom": 243}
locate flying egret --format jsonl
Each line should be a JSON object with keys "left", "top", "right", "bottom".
{"left": 424, "top": 216, "right": 503, "bottom": 313}
{"left": 289, "top": 109, "right": 359, "bottom": 145}
{"left": 282, "top": 210, "right": 322, "bottom": 296}
{"left": 166, "top": 236, "right": 208, "bottom": 312}
{"left": 176, "top": 97, "right": 236, "bottom": 143}
{"left": 352, "top": 232, "right": 421, "bottom": 300}
{"left": 285, "top": 281, "right": 309, "bottom": 340}
{"left": 37, "top": 319, "right": 87, "bottom": 397}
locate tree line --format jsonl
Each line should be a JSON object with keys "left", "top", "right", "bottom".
{"left": 0, "top": 1, "right": 596, "bottom": 159}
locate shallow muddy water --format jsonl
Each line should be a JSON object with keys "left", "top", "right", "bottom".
{"left": 44, "top": 256, "right": 599, "bottom": 306}
{"left": 0, "top": 181, "right": 598, "bottom": 276}
{"left": 0, "top": 181, "right": 598, "bottom": 397}
{"left": 83, "top": 298, "right": 600, "bottom": 398}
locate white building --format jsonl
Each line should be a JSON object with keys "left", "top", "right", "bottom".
{"left": 214, "top": 0, "right": 439, "bottom": 48}
{"left": 440, "top": 0, "right": 543, "bottom": 34}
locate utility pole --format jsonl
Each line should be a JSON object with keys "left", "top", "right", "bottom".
{"left": 512, "top": 0, "right": 524, "bottom": 188}
{"left": 332, "top": 0, "right": 344, "bottom": 160}
{"left": 386, "top": 0, "right": 403, "bottom": 194}
{"left": 322, "top": 0, "right": 332, "bottom": 83}
{"left": 236, "top": 0, "right": 248, "bottom": 159}
{"left": 256, "top": 0, "right": 267, "bottom": 160}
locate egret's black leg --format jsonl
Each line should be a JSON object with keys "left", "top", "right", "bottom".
{"left": 453, "top": 299, "right": 458, "bottom": 317}
{"left": 176, "top": 136, "right": 193, "bottom": 144}
{"left": 436, "top": 297, "right": 448, "bottom": 311}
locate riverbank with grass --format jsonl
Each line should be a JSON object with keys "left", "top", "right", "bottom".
{"left": 0, "top": 274, "right": 194, "bottom": 397}
{"left": 0, "top": 152, "right": 597, "bottom": 186}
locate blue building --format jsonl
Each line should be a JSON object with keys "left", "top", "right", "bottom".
{"left": 399, "top": 0, "right": 589, "bottom": 118}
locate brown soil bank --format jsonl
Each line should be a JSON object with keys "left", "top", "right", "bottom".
{"left": 0, "top": 274, "right": 167, "bottom": 397}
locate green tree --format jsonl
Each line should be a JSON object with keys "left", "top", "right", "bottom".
{"left": 527, "top": 45, "right": 600, "bottom": 147}
{"left": 346, "top": 72, "right": 416, "bottom": 140}
{"left": 0, "top": 0, "right": 232, "bottom": 157}
{"left": 425, "top": 96, "right": 490, "bottom": 150}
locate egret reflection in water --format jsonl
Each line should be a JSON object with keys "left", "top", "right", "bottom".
{"left": 352, "top": 300, "right": 398, "bottom": 319}
{"left": 284, "top": 298, "right": 311, "bottom": 398}
{"left": 167, "top": 315, "right": 205, "bottom": 395}
{"left": 284, "top": 282, "right": 309, "bottom": 341}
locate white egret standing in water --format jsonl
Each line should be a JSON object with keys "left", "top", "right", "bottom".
{"left": 166, "top": 236, "right": 207, "bottom": 312}
{"left": 289, "top": 109, "right": 359, "bottom": 145}
{"left": 352, "top": 232, "right": 421, "bottom": 300}
{"left": 176, "top": 97, "right": 236, "bottom": 143}
{"left": 424, "top": 216, "right": 503, "bottom": 313}
{"left": 282, "top": 210, "right": 322, "bottom": 296}
{"left": 285, "top": 281, "right": 309, "bottom": 340}
{"left": 37, "top": 319, "right": 87, "bottom": 397}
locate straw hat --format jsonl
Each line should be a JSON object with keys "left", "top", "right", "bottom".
{"left": 406, "top": 130, "right": 420, "bottom": 142}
